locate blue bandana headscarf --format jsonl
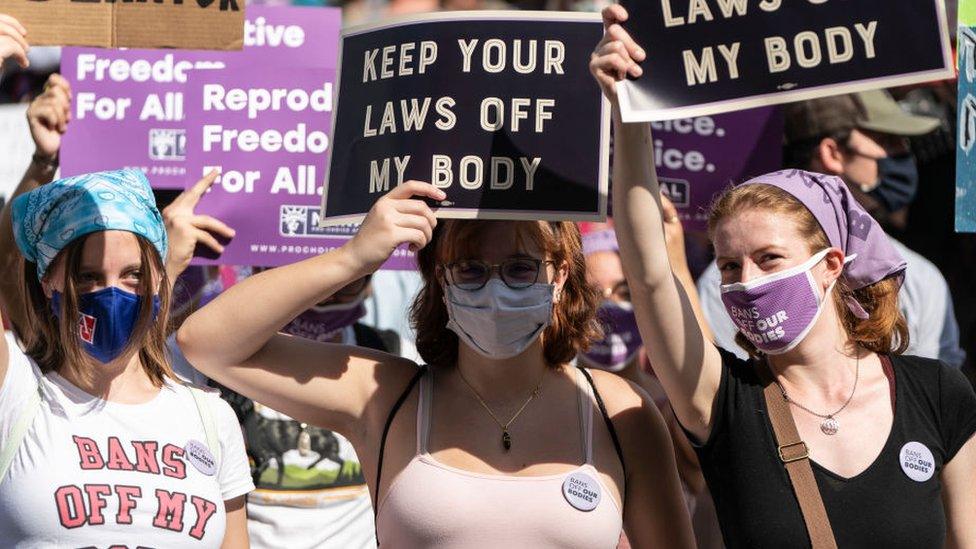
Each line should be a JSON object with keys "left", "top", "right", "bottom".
{"left": 12, "top": 169, "right": 168, "bottom": 280}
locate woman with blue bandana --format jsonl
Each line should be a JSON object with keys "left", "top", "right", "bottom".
{"left": 0, "top": 169, "right": 253, "bottom": 547}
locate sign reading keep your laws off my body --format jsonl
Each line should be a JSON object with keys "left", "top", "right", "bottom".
{"left": 322, "top": 12, "right": 609, "bottom": 225}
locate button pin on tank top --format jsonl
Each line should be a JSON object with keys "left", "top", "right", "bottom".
{"left": 562, "top": 471, "right": 601, "bottom": 512}
{"left": 899, "top": 441, "right": 935, "bottom": 482}
{"left": 298, "top": 423, "right": 312, "bottom": 457}
{"left": 185, "top": 439, "right": 217, "bottom": 476}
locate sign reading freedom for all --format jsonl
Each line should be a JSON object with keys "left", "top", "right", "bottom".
{"left": 0, "top": 0, "right": 243, "bottom": 49}
{"left": 654, "top": 107, "right": 783, "bottom": 231}
{"left": 617, "top": 0, "right": 954, "bottom": 121}
{"left": 323, "top": 12, "right": 609, "bottom": 224}
{"left": 60, "top": 6, "right": 340, "bottom": 189}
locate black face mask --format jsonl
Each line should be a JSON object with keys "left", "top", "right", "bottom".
{"left": 866, "top": 153, "right": 920, "bottom": 214}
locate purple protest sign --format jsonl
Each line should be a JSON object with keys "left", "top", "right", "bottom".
{"left": 184, "top": 67, "right": 417, "bottom": 269}
{"left": 59, "top": 6, "right": 340, "bottom": 189}
{"left": 651, "top": 107, "right": 784, "bottom": 231}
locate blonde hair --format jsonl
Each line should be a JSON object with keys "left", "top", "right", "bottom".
{"left": 708, "top": 184, "right": 908, "bottom": 358}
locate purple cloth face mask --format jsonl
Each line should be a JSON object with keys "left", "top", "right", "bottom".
{"left": 580, "top": 300, "right": 642, "bottom": 372}
{"left": 720, "top": 249, "right": 850, "bottom": 355}
{"left": 283, "top": 296, "right": 367, "bottom": 342}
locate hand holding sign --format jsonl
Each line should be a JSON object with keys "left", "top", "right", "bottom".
{"left": 589, "top": 6, "right": 645, "bottom": 104}
{"left": 344, "top": 181, "right": 444, "bottom": 273}
{"left": 163, "top": 170, "right": 236, "bottom": 282}
{"left": 27, "top": 74, "right": 71, "bottom": 160}
{"left": 0, "top": 13, "right": 28, "bottom": 68}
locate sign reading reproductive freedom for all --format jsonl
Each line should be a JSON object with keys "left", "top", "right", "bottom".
{"left": 654, "top": 106, "right": 783, "bottom": 231}
{"left": 617, "top": 0, "right": 954, "bottom": 121}
{"left": 323, "top": 12, "right": 609, "bottom": 225}
{"left": 0, "top": 0, "right": 244, "bottom": 49}
{"left": 60, "top": 6, "right": 340, "bottom": 189}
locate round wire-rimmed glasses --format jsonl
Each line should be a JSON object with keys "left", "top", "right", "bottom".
{"left": 442, "top": 258, "right": 556, "bottom": 290}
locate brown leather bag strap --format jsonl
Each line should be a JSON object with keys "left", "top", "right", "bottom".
{"left": 760, "top": 362, "right": 838, "bottom": 549}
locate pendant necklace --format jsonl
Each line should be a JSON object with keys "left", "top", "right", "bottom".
{"left": 457, "top": 368, "right": 545, "bottom": 451}
{"left": 775, "top": 353, "right": 860, "bottom": 436}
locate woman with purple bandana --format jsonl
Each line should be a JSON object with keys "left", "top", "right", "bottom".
{"left": 593, "top": 5, "right": 976, "bottom": 548}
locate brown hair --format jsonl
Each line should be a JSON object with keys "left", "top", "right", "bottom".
{"left": 411, "top": 220, "right": 602, "bottom": 368}
{"left": 707, "top": 184, "right": 908, "bottom": 358}
{"left": 20, "top": 233, "right": 174, "bottom": 387}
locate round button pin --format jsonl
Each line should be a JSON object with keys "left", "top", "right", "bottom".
{"left": 185, "top": 439, "right": 217, "bottom": 477}
{"left": 899, "top": 441, "right": 935, "bottom": 482}
{"left": 562, "top": 471, "right": 601, "bottom": 512}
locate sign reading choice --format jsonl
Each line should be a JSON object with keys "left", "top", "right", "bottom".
{"left": 60, "top": 6, "right": 341, "bottom": 189}
{"left": 322, "top": 12, "right": 609, "bottom": 225}
{"left": 654, "top": 106, "right": 783, "bottom": 231}
{"left": 617, "top": 0, "right": 954, "bottom": 121}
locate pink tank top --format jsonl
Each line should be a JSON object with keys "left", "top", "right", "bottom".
{"left": 375, "top": 368, "right": 623, "bottom": 548}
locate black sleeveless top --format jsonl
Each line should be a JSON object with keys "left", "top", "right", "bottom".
{"left": 694, "top": 348, "right": 976, "bottom": 548}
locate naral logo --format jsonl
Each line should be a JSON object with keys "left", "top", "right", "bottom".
{"left": 78, "top": 314, "right": 97, "bottom": 344}
{"left": 149, "top": 129, "right": 186, "bottom": 161}
{"left": 280, "top": 206, "right": 358, "bottom": 238}
{"left": 660, "top": 178, "right": 691, "bottom": 207}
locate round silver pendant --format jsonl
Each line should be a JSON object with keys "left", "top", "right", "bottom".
{"left": 820, "top": 417, "right": 840, "bottom": 436}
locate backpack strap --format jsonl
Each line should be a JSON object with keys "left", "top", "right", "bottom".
{"left": 188, "top": 385, "right": 221, "bottom": 463}
{"left": 758, "top": 360, "right": 838, "bottom": 549}
{"left": 0, "top": 383, "right": 42, "bottom": 485}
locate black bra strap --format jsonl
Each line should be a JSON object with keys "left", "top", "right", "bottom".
{"left": 375, "top": 365, "right": 428, "bottom": 524}
{"left": 577, "top": 366, "right": 627, "bottom": 479}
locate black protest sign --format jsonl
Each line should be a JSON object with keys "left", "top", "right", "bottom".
{"left": 616, "top": 0, "right": 953, "bottom": 121}
{"left": 322, "top": 12, "right": 609, "bottom": 224}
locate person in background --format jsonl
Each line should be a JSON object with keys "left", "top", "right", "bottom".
{"left": 581, "top": 209, "right": 724, "bottom": 549}
{"left": 697, "top": 91, "right": 966, "bottom": 368}
{"left": 171, "top": 271, "right": 398, "bottom": 549}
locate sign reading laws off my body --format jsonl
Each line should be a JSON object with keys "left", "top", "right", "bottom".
{"left": 617, "top": 0, "right": 953, "bottom": 121}
{"left": 323, "top": 12, "right": 609, "bottom": 224}
{"left": 0, "top": 0, "right": 243, "bottom": 49}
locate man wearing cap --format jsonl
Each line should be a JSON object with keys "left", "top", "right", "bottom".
{"left": 697, "top": 90, "right": 966, "bottom": 368}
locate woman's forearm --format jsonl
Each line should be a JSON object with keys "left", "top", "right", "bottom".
{"left": 177, "top": 246, "right": 368, "bottom": 369}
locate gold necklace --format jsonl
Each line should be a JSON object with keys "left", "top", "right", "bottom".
{"left": 457, "top": 368, "right": 544, "bottom": 451}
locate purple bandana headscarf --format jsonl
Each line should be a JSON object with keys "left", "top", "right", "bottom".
{"left": 582, "top": 229, "right": 619, "bottom": 256}
{"left": 738, "top": 169, "right": 907, "bottom": 318}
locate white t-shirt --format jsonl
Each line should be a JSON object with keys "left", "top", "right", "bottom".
{"left": 0, "top": 341, "right": 254, "bottom": 548}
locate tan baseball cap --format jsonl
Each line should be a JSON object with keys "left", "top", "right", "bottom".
{"left": 785, "top": 90, "right": 940, "bottom": 144}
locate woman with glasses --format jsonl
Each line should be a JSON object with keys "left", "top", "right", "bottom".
{"left": 177, "top": 182, "right": 695, "bottom": 547}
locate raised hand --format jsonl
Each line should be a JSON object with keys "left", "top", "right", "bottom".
{"left": 27, "top": 73, "right": 71, "bottom": 161}
{"left": 344, "top": 181, "right": 445, "bottom": 272}
{"left": 589, "top": 5, "right": 645, "bottom": 104}
{"left": 162, "top": 170, "right": 236, "bottom": 281}
{"left": 0, "top": 14, "right": 28, "bottom": 69}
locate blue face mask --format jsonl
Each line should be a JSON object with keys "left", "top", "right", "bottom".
{"left": 867, "top": 153, "right": 919, "bottom": 214}
{"left": 51, "top": 287, "right": 161, "bottom": 363}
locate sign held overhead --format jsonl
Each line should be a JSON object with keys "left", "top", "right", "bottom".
{"left": 0, "top": 0, "right": 245, "bottom": 50}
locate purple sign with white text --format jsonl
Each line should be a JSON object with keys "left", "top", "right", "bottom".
{"left": 184, "top": 67, "right": 416, "bottom": 269}
{"left": 60, "top": 6, "right": 341, "bottom": 189}
{"left": 652, "top": 106, "right": 784, "bottom": 231}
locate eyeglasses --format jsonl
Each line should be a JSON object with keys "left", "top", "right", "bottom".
{"left": 442, "top": 258, "right": 555, "bottom": 290}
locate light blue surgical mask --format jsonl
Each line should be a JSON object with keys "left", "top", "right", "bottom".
{"left": 444, "top": 279, "right": 554, "bottom": 359}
